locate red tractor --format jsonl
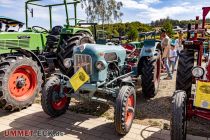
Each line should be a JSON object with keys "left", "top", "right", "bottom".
{"left": 171, "top": 7, "right": 210, "bottom": 140}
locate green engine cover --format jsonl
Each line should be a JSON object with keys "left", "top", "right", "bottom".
{"left": 0, "top": 32, "right": 47, "bottom": 54}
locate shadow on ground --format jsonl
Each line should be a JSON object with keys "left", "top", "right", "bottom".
{"left": 0, "top": 110, "right": 123, "bottom": 140}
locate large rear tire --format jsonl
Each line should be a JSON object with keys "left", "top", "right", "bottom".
{"left": 141, "top": 51, "right": 161, "bottom": 98}
{"left": 41, "top": 76, "right": 70, "bottom": 117}
{"left": 115, "top": 86, "right": 136, "bottom": 135}
{"left": 171, "top": 90, "right": 187, "bottom": 140}
{"left": 0, "top": 56, "right": 42, "bottom": 111}
{"left": 57, "top": 33, "right": 95, "bottom": 76}
{"left": 176, "top": 50, "right": 194, "bottom": 97}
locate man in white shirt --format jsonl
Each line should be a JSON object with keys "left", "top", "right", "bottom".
{"left": 161, "top": 29, "right": 172, "bottom": 79}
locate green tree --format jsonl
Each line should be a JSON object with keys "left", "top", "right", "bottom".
{"left": 127, "top": 27, "right": 138, "bottom": 41}
{"left": 162, "top": 20, "right": 174, "bottom": 37}
{"left": 113, "top": 30, "right": 119, "bottom": 37}
{"left": 81, "top": 0, "right": 123, "bottom": 24}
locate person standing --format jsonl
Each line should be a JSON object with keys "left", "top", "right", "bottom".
{"left": 161, "top": 29, "right": 172, "bottom": 80}
{"left": 0, "top": 21, "right": 2, "bottom": 32}
{"left": 169, "top": 44, "right": 177, "bottom": 76}
{"left": 176, "top": 31, "right": 184, "bottom": 56}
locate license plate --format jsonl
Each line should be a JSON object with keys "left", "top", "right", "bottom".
{"left": 69, "top": 67, "right": 90, "bottom": 92}
{"left": 194, "top": 81, "right": 210, "bottom": 109}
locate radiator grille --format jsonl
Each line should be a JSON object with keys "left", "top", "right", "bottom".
{"left": 74, "top": 54, "right": 92, "bottom": 75}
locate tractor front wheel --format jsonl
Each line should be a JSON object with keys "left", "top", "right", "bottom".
{"left": 41, "top": 76, "right": 70, "bottom": 117}
{"left": 115, "top": 86, "right": 136, "bottom": 135}
{"left": 0, "top": 56, "right": 42, "bottom": 111}
{"left": 171, "top": 90, "right": 187, "bottom": 140}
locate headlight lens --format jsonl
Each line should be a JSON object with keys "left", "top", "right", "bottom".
{"left": 63, "top": 58, "right": 72, "bottom": 68}
{"left": 192, "top": 66, "right": 204, "bottom": 78}
{"left": 95, "top": 61, "right": 105, "bottom": 71}
{"left": 79, "top": 45, "right": 85, "bottom": 52}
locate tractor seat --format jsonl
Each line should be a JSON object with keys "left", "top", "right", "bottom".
{"left": 50, "top": 25, "right": 63, "bottom": 35}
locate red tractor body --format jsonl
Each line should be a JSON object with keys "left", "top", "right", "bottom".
{"left": 171, "top": 7, "right": 210, "bottom": 140}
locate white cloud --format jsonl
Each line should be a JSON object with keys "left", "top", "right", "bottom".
{"left": 0, "top": 0, "right": 16, "bottom": 7}
{"left": 121, "top": 0, "right": 210, "bottom": 23}
{"left": 140, "top": 0, "right": 160, "bottom": 5}
{"left": 118, "top": 0, "right": 160, "bottom": 10}
{"left": 118, "top": 0, "right": 148, "bottom": 10}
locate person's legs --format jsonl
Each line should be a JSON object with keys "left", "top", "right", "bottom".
{"left": 171, "top": 61, "right": 175, "bottom": 74}
{"left": 164, "top": 58, "right": 172, "bottom": 79}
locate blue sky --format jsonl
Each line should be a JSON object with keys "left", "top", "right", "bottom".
{"left": 0, "top": 0, "right": 210, "bottom": 29}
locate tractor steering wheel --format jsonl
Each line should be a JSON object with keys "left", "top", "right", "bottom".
{"left": 32, "top": 26, "right": 48, "bottom": 33}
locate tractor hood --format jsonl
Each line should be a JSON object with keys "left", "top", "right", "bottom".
{"left": 74, "top": 43, "right": 126, "bottom": 66}
{"left": 73, "top": 43, "right": 127, "bottom": 82}
{"left": 0, "top": 32, "right": 47, "bottom": 54}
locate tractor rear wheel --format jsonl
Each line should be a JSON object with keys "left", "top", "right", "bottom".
{"left": 141, "top": 51, "right": 161, "bottom": 98}
{"left": 57, "top": 33, "right": 95, "bottom": 76}
{"left": 171, "top": 90, "right": 187, "bottom": 140}
{"left": 0, "top": 56, "right": 42, "bottom": 111}
{"left": 176, "top": 50, "right": 194, "bottom": 97}
{"left": 41, "top": 76, "right": 70, "bottom": 117}
{"left": 115, "top": 86, "right": 136, "bottom": 135}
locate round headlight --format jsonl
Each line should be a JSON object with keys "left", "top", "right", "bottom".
{"left": 63, "top": 58, "right": 72, "bottom": 68}
{"left": 192, "top": 66, "right": 204, "bottom": 78}
{"left": 96, "top": 61, "right": 105, "bottom": 71}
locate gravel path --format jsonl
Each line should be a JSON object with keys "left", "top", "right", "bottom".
{"left": 68, "top": 72, "right": 210, "bottom": 137}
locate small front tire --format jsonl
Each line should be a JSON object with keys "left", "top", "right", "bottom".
{"left": 41, "top": 76, "right": 70, "bottom": 117}
{"left": 171, "top": 90, "right": 187, "bottom": 140}
{"left": 115, "top": 86, "right": 136, "bottom": 135}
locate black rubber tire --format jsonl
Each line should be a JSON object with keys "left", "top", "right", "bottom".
{"left": 41, "top": 76, "right": 70, "bottom": 117}
{"left": 0, "top": 56, "right": 42, "bottom": 111}
{"left": 171, "top": 90, "right": 187, "bottom": 140}
{"left": 176, "top": 50, "right": 194, "bottom": 97}
{"left": 57, "top": 33, "right": 95, "bottom": 76}
{"left": 141, "top": 51, "right": 161, "bottom": 98}
{"left": 115, "top": 86, "right": 136, "bottom": 135}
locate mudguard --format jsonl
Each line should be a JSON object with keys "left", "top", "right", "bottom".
{"left": 120, "top": 76, "right": 135, "bottom": 87}
{"left": 140, "top": 39, "right": 161, "bottom": 58}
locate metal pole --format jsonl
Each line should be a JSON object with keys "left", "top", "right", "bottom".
{"left": 49, "top": 6, "right": 52, "bottom": 30}
{"left": 194, "top": 16, "right": 199, "bottom": 40}
{"left": 25, "top": 2, "right": 28, "bottom": 28}
{"left": 74, "top": 3, "right": 77, "bottom": 26}
{"left": 64, "top": 0, "right": 70, "bottom": 26}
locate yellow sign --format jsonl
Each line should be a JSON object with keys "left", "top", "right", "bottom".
{"left": 69, "top": 67, "right": 90, "bottom": 91}
{"left": 194, "top": 81, "right": 210, "bottom": 109}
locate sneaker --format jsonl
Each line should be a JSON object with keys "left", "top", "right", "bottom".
{"left": 164, "top": 76, "right": 172, "bottom": 80}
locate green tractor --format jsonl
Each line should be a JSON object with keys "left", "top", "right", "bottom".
{"left": 0, "top": 0, "right": 94, "bottom": 111}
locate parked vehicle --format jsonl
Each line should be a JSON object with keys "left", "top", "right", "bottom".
{"left": 171, "top": 7, "right": 210, "bottom": 140}
{"left": 0, "top": 0, "right": 94, "bottom": 111}
{"left": 41, "top": 30, "right": 161, "bottom": 134}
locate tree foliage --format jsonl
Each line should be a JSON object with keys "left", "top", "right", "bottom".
{"left": 81, "top": 0, "right": 123, "bottom": 23}
{"left": 127, "top": 27, "right": 139, "bottom": 41}
{"left": 162, "top": 20, "right": 174, "bottom": 37}
{"left": 151, "top": 17, "right": 210, "bottom": 28}
{"left": 89, "top": 21, "right": 153, "bottom": 41}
